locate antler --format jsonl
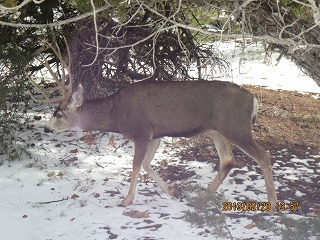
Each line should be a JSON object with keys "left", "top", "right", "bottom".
{"left": 28, "top": 37, "right": 72, "bottom": 109}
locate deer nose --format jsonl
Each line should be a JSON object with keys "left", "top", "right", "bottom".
{"left": 44, "top": 126, "right": 53, "bottom": 133}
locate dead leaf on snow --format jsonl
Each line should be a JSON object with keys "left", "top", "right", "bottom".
{"left": 136, "top": 224, "right": 162, "bottom": 230}
{"left": 80, "top": 132, "right": 95, "bottom": 146}
{"left": 244, "top": 222, "right": 255, "bottom": 229}
{"left": 71, "top": 193, "right": 79, "bottom": 199}
{"left": 70, "top": 148, "right": 78, "bottom": 153}
{"left": 123, "top": 210, "right": 150, "bottom": 218}
{"left": 108, "top": 135, "right": 117, "bottom": 148}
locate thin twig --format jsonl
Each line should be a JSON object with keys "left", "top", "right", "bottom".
{"left": 34, "top": 197, "right": 69, "bottom": 205}
{"left": 82, "top": 0, "right": 99, "bottom": 67}
{"left": 0, "top": 4, "right": 111, "bottom": 28}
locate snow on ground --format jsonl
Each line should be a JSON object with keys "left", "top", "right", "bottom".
{"left": 216, "top": 40, "right": 320, "bottom": 94}
{"left": 0, "top": 41, "right": 319, "bottom": 240}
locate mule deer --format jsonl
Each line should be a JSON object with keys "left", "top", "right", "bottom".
{"left": 28, "top": 44, "right": 277, "bottom": 214}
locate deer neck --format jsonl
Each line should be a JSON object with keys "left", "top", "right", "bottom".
{"left": 75, "top": 95, "right": 119, "bottom": 132}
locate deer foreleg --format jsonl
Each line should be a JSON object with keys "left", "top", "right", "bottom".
{"left": 121, "top": 139, "right": 149, "bottom": 207}
{"left": 142, "top": 138, "right": 175, "bottom": 196}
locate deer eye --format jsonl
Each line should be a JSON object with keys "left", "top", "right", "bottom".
{"left": 56, "top": 113, "right": 63, "bottom": 119}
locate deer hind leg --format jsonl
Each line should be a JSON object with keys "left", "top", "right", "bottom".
{"left": 121, "top": 139, "right": 150, "bottom": 207}
{"left": 232, "top": 134, "right": 277, "bottom": 214}
{"left": 142, "top": 138, "right": 175, "bottom": 197}
{"left": 209, "top": 131, "right": 236, "bottom": 192}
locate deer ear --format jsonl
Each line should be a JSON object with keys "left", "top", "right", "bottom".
{"left": 70, "top": 84, "right": 84, "bottom": 108}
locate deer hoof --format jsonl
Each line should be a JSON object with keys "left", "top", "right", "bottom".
{"left": 268, "top": 206, "right": 276, "bottom": 216}
{"left": 120, "top": 198, "right": 132, "bottom": 207}
{"left": 268, "top": 209, "right": 276, "bottom": 216}
{"left": 168, "top": 186, "right": 175, "bottom": 196}
{"left": 168, "top": 185, "right": 181, "bottom": 198}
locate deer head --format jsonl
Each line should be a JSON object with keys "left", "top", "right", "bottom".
{"left": 45, "top": 84, "right": 84, "bottom": 132}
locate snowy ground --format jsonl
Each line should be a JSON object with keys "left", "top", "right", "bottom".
{"left": 1, "top": 41, "right": 319, "bottom": 240}
{"left": 216, "top": 40, "right": 320, "bottom": 94}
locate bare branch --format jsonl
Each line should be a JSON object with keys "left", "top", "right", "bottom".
{"left": 292, "top": 0, "right": 320, "bottom": 25}
{"left": 0, "top": 3, "right": 111, "bottom": 28}
{"left": 307, "top": 0, "right": 320, "bottom": 25}
{"left": 82, "top": 0, "right": 100, "bottom": 67}
{"left": 89, "top": 25, "right": 177, "bottom": 51}
{"left": 0, "top": 0, "right": 45, "bottom": 12}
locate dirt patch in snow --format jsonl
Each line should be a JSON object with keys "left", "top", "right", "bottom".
{"left": 246, "top": 85, "right": 320, "bottom": 157}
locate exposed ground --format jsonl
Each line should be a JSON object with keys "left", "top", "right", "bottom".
{"left": 247, "top": 85, "right": 320, "bottom": 156}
